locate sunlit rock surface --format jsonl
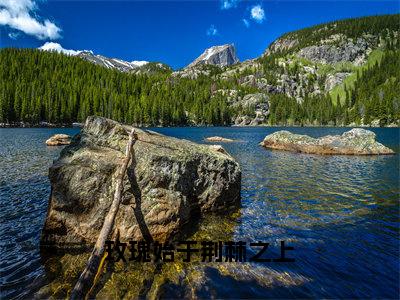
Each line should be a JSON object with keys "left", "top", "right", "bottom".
{"left": 205, "top": 136, "right": 236, "bottom": 142}
{"left": 45, "top": 134, "right": 71, "bottom": 146}
{"left": 187, "top": 44, "right": 239, "bottom": 68}
{"left": 260, "top": 128, "right": 395, "bottom": 155}
{"left": 41, "top": 116, "right": 241, "bottom": 248}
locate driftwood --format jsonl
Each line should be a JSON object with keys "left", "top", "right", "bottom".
{"left": 70, "top": 129, "right": 137, "bottom": 299}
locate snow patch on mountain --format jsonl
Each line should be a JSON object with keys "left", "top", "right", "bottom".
{"left": 131, "top": 60, "right": 149, "bottom": 67}
{"left": 38, "top": 42, "right": 87, "bottom": 56}
{"left": 38, "top": 43, "right": 149, "bottom": 72}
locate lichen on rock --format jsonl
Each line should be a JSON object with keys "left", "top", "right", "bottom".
{"left": 41, "top": 116, "right": 241, "bottom": 248}
{"left": 260, "top": 128, "right": 395, "bottom": 155}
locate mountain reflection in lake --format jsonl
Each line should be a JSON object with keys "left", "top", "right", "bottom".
{"left": 0, "top": 127, "right": 399, "bottom": 298}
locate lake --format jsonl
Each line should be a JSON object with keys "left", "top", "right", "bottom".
{"left": 0, "top": 127, "right": 399, "bottom": 298}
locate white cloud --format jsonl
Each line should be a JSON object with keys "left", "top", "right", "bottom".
{"left": 0, "top": 0, "right": 61, "bottom": 40}
{"left": 243, "top": 18, "right": 250, "bottom": 28}
{"left": 250, "top": 5, "right": 265, "bottom": 23}
{"left": 207, "top": 24, "right": 218, "bottom": 36}
{"left": 39, "top": 42, "right": 81, "bottom": 56}
{"left": 220, "top": 0, "right": 239, "bottom": 10}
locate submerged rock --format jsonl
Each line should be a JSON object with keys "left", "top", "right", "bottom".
{"left": 41, "top": 117, "right": 241, "bottom": 248}
{"left": 45, "top": 134, "right": 71, "bottom": 146}
{"left": 260, "top": 128, "right": 395, "bottom": 155}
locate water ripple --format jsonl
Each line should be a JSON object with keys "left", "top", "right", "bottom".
{"left": 0, "top": 126, "right": 399, "bottom": 298}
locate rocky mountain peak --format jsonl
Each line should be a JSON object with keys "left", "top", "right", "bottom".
{"left": 187, "top": 44, "right": 239, "bottom": 68}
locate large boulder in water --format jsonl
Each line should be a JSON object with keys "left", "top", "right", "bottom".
{"left": 41, "top": 117, "right": 241, "bottom": 248}
{"left": 259, "top": 128, "right": 395, "bottom": 155}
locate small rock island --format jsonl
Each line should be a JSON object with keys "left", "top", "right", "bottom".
{"left": 45, "top": 134, "right": 71, "bottom": 146}
{"left": 260, "top": 128, "right": 395, "bottom": 155}
{"left": 205, "top": 136, "right": 235, "bottom": 142}
{"left": 41, "top": 117, "right": 241, "bottom": 248}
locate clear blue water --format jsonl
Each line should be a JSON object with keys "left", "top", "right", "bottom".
{"left": 0, "top": 127, "right": 399, "bottom": 299}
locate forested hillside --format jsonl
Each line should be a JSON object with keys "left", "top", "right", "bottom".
{"left": 263, "top": 14, "right": 399, "bottom": 56}
{"left": 0, "top": 49, "right": 232, "bottom": 126}
{"left": 0, "top": 14, "right": 399, "bottom": 127}
{"left": 266, "top": 50, "right": 400, "bottom": 126}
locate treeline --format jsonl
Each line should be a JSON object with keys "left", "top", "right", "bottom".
{"left": 268, "top": 94, "right": 335, "bottom": 126}
{"left": 0, "top": 48, "right": 232, "bottom": 126}
{"left": 0, "top": 37, "right": 399, "bottom": 127}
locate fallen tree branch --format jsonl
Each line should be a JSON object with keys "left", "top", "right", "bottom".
{"left": 70, "top": 128, "right": 137, "bottom": 300}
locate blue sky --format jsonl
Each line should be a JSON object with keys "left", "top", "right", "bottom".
{"left": 0, "top": 1, "right": 399, "bottom": 69}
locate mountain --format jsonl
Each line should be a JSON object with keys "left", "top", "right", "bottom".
{"left": 257, "top": 14, "right": 399, "bottom": 100}
{"left": 38, "top": 42, "right": 171, "bottom": 74}
{"left": 171, "top": 44, "right": 240, "bottom": 79}
{"left": 186, "top": 44, "right": 239, "bottom": 68}
{"left": 77, "top": 51, "right": 148, "bottom": 72}
{"left": 215, "top": 14, "right": 399, "bottom": 125}
{"left": 1, "top": 14, "right": 399, "bottom": 128}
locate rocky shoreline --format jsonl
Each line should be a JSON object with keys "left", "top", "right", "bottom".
{"left": 1, "top": 122, "right": 398, "bottom": 128}
{"left": 0, "top": 122, "right": 84, "bottom": 128}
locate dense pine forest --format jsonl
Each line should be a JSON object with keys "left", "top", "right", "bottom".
{"left": 0, "top": 49, "right": 234, "bottom": 126}
{"left": 0, "top": 14, "right": 399, "bottom": 127}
